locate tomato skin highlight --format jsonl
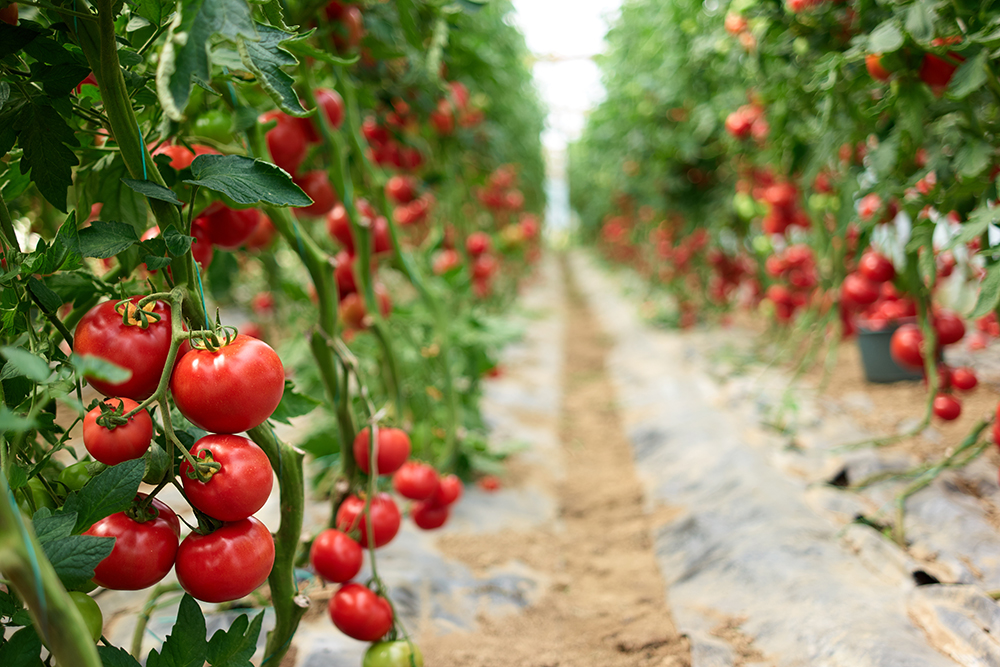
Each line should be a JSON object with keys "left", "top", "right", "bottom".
{"left": 175, "top": 517, "right": 275, "bottom": 603}
{"left": 74, "top": 297, "right": 177, "bottom": 400}
{"left": 171, "top": 334, "right": 285, "bottom": 434}
{"left": 83, "top": 398, "right": 153, "bottom": 466}
{"left": 329, "top": 583, "right": 393, "bottom": 642}
{"left": 335, "top": 493, "right": 401, "bottom": 548}
{"left": 84, "top": 495, "right": 180, "bottom": 590}
{"left": 310, "top": 529, "right": 363, "bottom": 583}
{"left": 180, "top": 434, "right": 274, "bottom": 521}
{"left": 353, "top": 427, "right": 411, "bottom": 475}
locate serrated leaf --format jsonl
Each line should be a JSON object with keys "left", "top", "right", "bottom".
{"left": 955, "top": 139, "right": 991, "bottom": 177}
{"left": 258, "top": 0, "right": 291, "bottom": 32}
{"left": 0, "top": 346, "right": 50, "bottom": 382}
{"left": 184, "top": 154, "right": 311, "bottom": 206}
{"left": 268, "top": 379, "right": 321, "bottom": 425}
{"left": 162, "top": 225, "right": 193, "bottom": 256}
{"left": 281, "top": 38, "right": 359, "bottom": 67}
{"left": 971, "top": 262, "right": 1000, "bottom": 318}
{"left": 146, "top": 595, "right": 208, "bottom": 667}
{"left": 143, "top": 255, "right": 174, "bottom": 270}
{"left": 60, "top": 459, "right": 144, "bottom": 533}
{"left": 205, "top": 611, "right": 263, "bottom": 667}
{"left": 71, "top": 353, "right": 132, "bottom": 384}
{"left": 7, "top": 465, "right": 28, "bottom": 491}
{"left": 869, "top": 21, "right": 904, "bottom": 54}
{"left": 156, "top": 0, "right": 258, "bottom": 121}
{"left": 33, "top": 511, "right": 77, "bottom": 544}
{"left": 904, "top": 0, "right": 934, "bottom": 42}
{"left": 239, "top": 23, "right": 307, "bottom": 116}
{"left": 0, "top": 626, "right": 43, "bottom": 667}
{"left": 14, "top": 101, "right": 79, "bottom": 212}
{"left": 27, "top": 276, "right": 63, "bottom": 313}
{"left": 41, "top": 534, "right": 114, "bottom": 589}
{"left": 122, "top": 178, "right": 184, "bottom": 206}
{"left": 949, "top": 50, "right": 987, "bottom": 99}
{"left": 98, "top": 646, "right": 143, "bottom": 667}
{"left": 77, "top": 220, "right": 139, "bottom": 258}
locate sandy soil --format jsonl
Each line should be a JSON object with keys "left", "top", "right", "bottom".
{"left": 418, "top": 261, "right": 691, "bottom": 667}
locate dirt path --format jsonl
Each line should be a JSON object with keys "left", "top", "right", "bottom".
{"left": 419, "top": 259, "right": 690, "bottom": 667}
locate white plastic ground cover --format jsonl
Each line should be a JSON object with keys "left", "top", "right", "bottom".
{"left": 569, "top": 251, "right": 984, "bottom": 667}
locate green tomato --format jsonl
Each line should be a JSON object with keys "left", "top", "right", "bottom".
{"left": 733, "top": 192, "right": 756, "bottom": 220}
{"left": 68, "top": 592, "right": 103, "bottom": 643}
{"left": 363, "top": 641, "right": 424, "bottom": 667}
{"left": 19, "top": 478, "right": 55, "bottom": 514}
{"left": 193, "top": 110, "right": 233, "bottom": 144}
{"left": 58, "top": 462, "right": 91, "bottom": 492}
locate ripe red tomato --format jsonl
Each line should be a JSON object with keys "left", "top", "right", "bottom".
{"left": 466, "top": 232, "right": 491, "bottom": 257}
{"left": 261, "top": 111, "right": 308, "bottom": 175}
{"left": 244, "top": 215, "right": 276, "bottom": 250}
{"left": 858, "top": 251, "right": 895, "bottom": 283}
{"left": 841, "top": 273, "right": 879, "bottom": 308}
{"left": 152, "top": 144, "right": 195, "bottom": 170}
{"left": 200, "top": 204, "right": 261, "bottom": 250}
{"left": 353, "top": 427, "right": 411, "bottom": 475}
{"left": 392, "top": 461, "right": 439, "bottom": 501}
{"left": 432, "top": 249, "right": 460, "bottom": 275}
{"left": 334, "top": 250, "right": 357, "bottom": 296}
{"left": 478, "top": 475, "right": 501, "bottom": 492}
{"left": 934, "top": 310, "right": 965, "bottom": 346}
{"left": 410, "top": 501, "right": 449, "bottom": 530}
{"left": 890, "top": 323, "right": 925, "bottom": 370}
{"left": 327, "top": 3, "right": 365, "bottom": 52}
{"left": 865, "top": 54, "right": 891, "bottom": 82}
{"left": 316, "top": 88, "right": 345, "bottom": 131}
{"left": 952, "top": 367, "right": 978, "bottom": 391}
{"left": 920, "top": 40, "right": 963, "bottom": 91}
{"left": 326, "top": 203, "right": 355, "bottom": 252}
{"left": 386, "top": 176, "right": 415, "bottom": 205}
{"left": 932, "top": 394, "right": 961, "bottom": 421}
{"left": 309, "top": 529, "right": 363, "bottom": 583}
{"left": 471, "top": 255, "right": 498, "bottom": 281}
{"left": 0, "top": 3, "right": 18, "bottom": 25}
{"left": 329, "top": 583, "right": 393, "bottom": 642}
{"left": 372, "top": 216, "right": 392, "bottom": 254}
{"left": 176, "top": 517, "right": 274, "bottom": 603}
{"left": 74, "top": 297, "right": 177, "bottom": 400}
{"left": 431, "top": 474, "right": 463, "bottom": 507}
{"left": 429, "top": 99, "right": 455, "bottom": 135}
{"left": 335, "top": 493, "right": 401, "bottom": 548}
{"left": 339, "top": 293, "right": 368, "bottom": 330}
{"left": 83, "top": 398, "right": 153, "bottom": 465}
{"left": 84, "top": 495, "right": 179, "bottom": 590}
{"left": 180, "top": 434, "right": 274, "bottom": 521}
{"left": 294, "top": 170, "right": 338, "bottom": 218}
{"left": 171, "top": 334, "right": 285, "bottom": 434}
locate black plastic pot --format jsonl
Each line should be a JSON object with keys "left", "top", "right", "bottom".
{"left": 856, "top": 319, "right": 923, "bottom": 383}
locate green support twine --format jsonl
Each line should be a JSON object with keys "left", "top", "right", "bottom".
{"left": 194, "top": 260, "right": 210, "bottom": 329}
{"left": 136, "top": 121, "right": 148, "bottom": 181}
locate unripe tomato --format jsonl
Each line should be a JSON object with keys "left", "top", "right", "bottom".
{"left": 392, "top": 461, "right": 439, "bottom": 501}
{"left": 932, "top": 394, "right": 961, "bottom": 421}
{"left": 84, "top": 495, "right": 180, "bottom": 590}
{"left": 180, "top": 434, "right": 274, "bottom": 521}
{"left": 176, "top": 517, "right": 275, "bottom": 603}
{"left": 201, "top": 203, "right": 261, "bottom": 250}
{"left": 309, "top": 529, "right": 362, "bottom": 583}
{"left": 294, "top": 170, "right": 338, "bottom": 218}
{"left": 353, "top": 427, "right": 411, "bottom": 475}
{"left": 68, "top": 592, "right": 103, "bottom": 642}
{"left": 952, "top": 367, "right": 978, "bottom": 391}
{"left": 83, "top": 398, "right": 153, "bottom": 466}
{"left": 858, "top": 251, "right": 895, "bottom": 283}
{"left": 171, "top": 334, "right": 285, "bottom": 434}
{"left": 431, "top": 474, "right": 463, "bottom": 507}
{"left": 411, "top": 501, "right": 449, "bottom": 530}
{"left": 329, "top": 583, "right": 392, "bottom": 642}
{"left": 58, "top": 461, "right": 91, "bottom": 492}
{"left": 193, "top": 110, "right": 233, "bottom": 143}
{"left": 335, "top": 493, "right": 401, "bottom": 548}
{"left": 364, "top": 641, "right": 424, "bottom": 667}
{"left": 890, "top": 323, "right": 925, "bottom": 370}
{"left": 74, "top": 297, "right": 177, "bottom": 400}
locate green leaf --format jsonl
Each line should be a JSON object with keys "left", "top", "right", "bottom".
{"left": 27, "top": 276, "right": 63, "bottom": 313}
{"left": 205, "top": 611, "right": 263, "bottom": 667}
{"left": 60, "top": 459, "right": 145, "bottom": 533}
{"left": 906, "top": 223, "right": 934, "bottom": 254}
{"left": 239, "top": 24, "right": 308, "bottom": 116}
{"left": 42, "top": 534, "right": 114, "bottom": 590}
{"left": 456, "top": 0, "right": 488, "bottom": 12}
{"left": 868, "top": 21, "right": 904, "bottom": 54}
{"left": 904, "top": 1, "right": 934, "bottom": 42}
{"left": 918, "top": 246, "right": 936, "bottom": 289}
{"left": 971, "top": 262, "right": 1000, "bottom": 318}
{"left": 136, "top": 0, "right": 167, "bottom": 27}
{"left": 954, "top": 138, "right": 991, "bottom": 177}
{"left": 949, "top": 50, "right": 987, "bottom": 99}
{"left": 281, "top": 38, "right": 359, "bottom": 67}
{"left": 162, "top": 225, "right": 193, "bottom": 256}
{"left": 98, "top": 646, "right": 143, "bottom": 667}
{"left": 0, "top": 346, "right": 50, "bottom": 382}
{"left": 143, "top": 255, "right": 174, "bottom": 270}
{"left": 33, "top": 511, "right": 77, "bottom": 544}
{"left": 155, "top": 0, "right": 257, "bottom": 121}
{"left": 7, "top": 464, "right": 28, "bottom": 491}
{"left": 0, "top": 22, "right": 45, "bottom": 60}
{"left": 28, "top": 62, "right": 91, "bottom": 98}
{"left": 14, "top": 101, "right": 79, "bottom": 212}
{"left": 77, "top": 220, "right": 140, "bottom": 258}
{"left": 396, "top": 0, "right": 423, "bottom": 50}
{"left": 71, "top": 354, "right": 133, "bottom": 384}
{"left": 184, "top": 154, "right": 312, "bottom": 206}
{"left": 122, "top": 178, "right": 184, "bottom": 206}
{"left": 268, "top": 379, "right": 321, "bottom": 425}
{"left": 0, "top": 406, "right": 37, "bottom": 433}
{"left": 0, "top": 626, "right": 43, "bottom": 667}
{"left": 146, "top": 595, "right": 208, "bottom": 667}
